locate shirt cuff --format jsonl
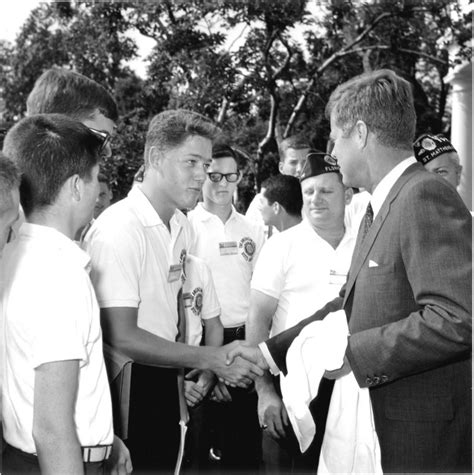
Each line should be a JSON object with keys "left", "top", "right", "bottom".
{"left": 258, "top": 342, "right": 280, "bottom": 376}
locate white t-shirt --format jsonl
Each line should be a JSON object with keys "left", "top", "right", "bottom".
{"left": 251, "top": 219, "right": 356, "bottom": 336}
{"left": 85, "top": 186, "right": 194, "bottom": 341}
{"left": 188, "top": 203, "right": 265, "bottom": 328}
{"left": 1, "top": 223, "right": 113, "bottom": 454}
{"left": 183, "top": 255, "right": 221, "bottom": 346}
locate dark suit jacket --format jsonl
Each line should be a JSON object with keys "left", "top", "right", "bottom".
{"left": 265, "top": 163, "right": 472, "bottom": 472}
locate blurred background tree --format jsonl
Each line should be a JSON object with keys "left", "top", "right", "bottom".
{"left": 0, "top": 0, "right": 470, "bottom": 209}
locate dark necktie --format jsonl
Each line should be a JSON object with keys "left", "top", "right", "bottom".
{"left": 362, "top": 202, "right": 374, "bottom": 240}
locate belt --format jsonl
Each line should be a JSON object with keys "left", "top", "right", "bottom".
{"left": 223, "top": 324, "right": 245, "bottom": 343}
{"left": 5, "top": 443, "right": 113, "bottom": 464}
{"left": 82, "top": 444, "right": 113, "bottom": 463}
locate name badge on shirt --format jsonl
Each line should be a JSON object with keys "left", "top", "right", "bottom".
{"left": 219, "top": 241, "right": 238, "bottom": 256}
{"left": 168, "top": 264, "right": 183, "bottom": 283}
{"left": 329, "top": 269, "right": 347, "bottom": 286}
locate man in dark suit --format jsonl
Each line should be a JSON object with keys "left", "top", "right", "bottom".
{"left": 228, "top": 69, "right": 472, "bottom": 473}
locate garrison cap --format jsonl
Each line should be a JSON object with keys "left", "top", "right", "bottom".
{"left": 300, "top": 149, "right": 340, "bottom": 182}
{"left": 413, "top": 134, "right": 457, "bottom": 165}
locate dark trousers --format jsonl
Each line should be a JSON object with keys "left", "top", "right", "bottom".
{"left": 2, "top": 443, "right": 105, "bottom": 475}
{"left": 261, "top": 376, "right": 334, "bottom": 474}
{"left": 208, "top": 326, "right": 262, "bottom": 472}
{"left": 125, "top": 364, "right": 180, "bottom": 474}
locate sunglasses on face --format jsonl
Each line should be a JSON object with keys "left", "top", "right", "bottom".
{"left": 87, "top": 127, "right": 112, "bottom": 157}
{"left": 207, "top": 172, "right": 240, "bottom": 183}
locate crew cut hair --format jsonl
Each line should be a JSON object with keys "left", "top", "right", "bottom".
{"left": 325, "top": 69, "right": 416, "bottom": 150}
{"left": 0, "top": 153, "right": 20, "bottom": 210}
{"left": 278, "top": 135, "right": 311, "bottom": 163}
{"left": 26, "top": 68, "right": 118, "bottom": 122}
{"left": 3, "top": 114, "right": 103, "bottom": 217}
{"left": 262, "top": 174, "right": 303, "bottom": 217}
{"left": 144, "top": 109, "right": 218, "bottom": 166}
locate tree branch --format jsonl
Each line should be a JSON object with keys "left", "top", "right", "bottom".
{"left": 284, "top": 10, "right": 398, "bottom": 138}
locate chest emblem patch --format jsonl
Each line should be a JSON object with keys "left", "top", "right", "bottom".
{"left": 239, "top": 237, "right": 256, "bottom": 262}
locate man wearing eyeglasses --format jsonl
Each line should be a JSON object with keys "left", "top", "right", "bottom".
{"left": 247, "top": 151, "right": 356, "bottom": 473}
{"left": 188, "top": 143, "right": 265, "bottom": 472}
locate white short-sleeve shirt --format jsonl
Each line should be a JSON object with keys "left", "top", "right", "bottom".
{"left": 85, "top": 186, "right": 194, "bottom": 341}
{"left": 251, "top": 219, "right": 356, "bottom": 336}
{"left": 1, "top": 224, "right": 113, "bottom": 454}
{"left": 188, "top": 203, "right": 265, "bottom": 328}
{"left": 183, "top": 255, "right": 221, "bottom": 346}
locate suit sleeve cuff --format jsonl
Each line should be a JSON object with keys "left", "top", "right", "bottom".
{"left": 259, "top": 342, "right": 280, "bottom": 376}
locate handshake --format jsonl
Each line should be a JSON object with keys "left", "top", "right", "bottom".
{"left": 209, "top": 341, "right": 270, "bottom": 388}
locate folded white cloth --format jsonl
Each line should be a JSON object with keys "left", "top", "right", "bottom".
{"left": 318, "top": 371, "right": 382, "bottom": 473}
{"left": 280, "top": 310, "right": 348, "bottom": 452}
{"left": 280, "top": 309, "right": 382, "bottom": 473}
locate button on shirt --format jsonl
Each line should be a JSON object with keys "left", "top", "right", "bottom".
{"left": 251, "top": 219, "right": 356, "bottom": 336}
{"left": 85, "top": 186, "right": 195, "bottom": 341}
{"left": 188, "top": 203, "right": 265, "bottom": 328}
{"left": 1, "top": 224, "right": 113, "bottom": 454}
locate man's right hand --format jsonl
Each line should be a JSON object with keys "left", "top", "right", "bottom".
{"left": 258, "top": 390, "right": 289, "bottom": 440}
{"left": 225, "top": 341, "right": 269, "bottom": 371}
{"left": 210, "top": 342, "right": 264, "bottom": 388}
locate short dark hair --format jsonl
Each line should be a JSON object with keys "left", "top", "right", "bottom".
{"left": 326, "top": 69, "right": 416, "bottom": 150}
{"left": 262, "top": 174, "right": 302, "bottom": 217}
{"left": 3, "top": 114, "right": 103, "bottom": 217}
{"left": 144, "top": 109, "right": 217, "bottom": 167}
{"left": 26, "top": 68, "right": 118, "bottom": 122}
{"left": 212, "top": 143, "right": 249, "bottom": 170}
{"left": 278, "top": 135, "right": 311, "bottom": 163}
{"left": 0, "top": 153, "right": 20, "bottom": 212}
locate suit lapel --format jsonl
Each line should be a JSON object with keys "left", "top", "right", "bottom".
{"left": 343, "top": 163, "right": 422, "bottom": 307}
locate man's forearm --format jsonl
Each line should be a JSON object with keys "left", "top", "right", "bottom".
{"left": 35, "top": 431, "right": 83, "bottom": 475}
{"left": 108, "top": 325, "right": 222, "bottom": 370}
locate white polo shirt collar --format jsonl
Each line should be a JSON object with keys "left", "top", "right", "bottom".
{"left": 128, "top": 185, "right": 185, "bottom": 243}
{"left": 192, "top": 202, "right": 239, "bottom": 224}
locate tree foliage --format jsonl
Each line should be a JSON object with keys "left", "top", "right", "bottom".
{"left": 0, "top": 0, "right": 470, "bottom": 206}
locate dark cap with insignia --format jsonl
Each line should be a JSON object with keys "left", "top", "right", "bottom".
{"left": 413, "top": 134, "right": 457, "bottom": 165}
{"left": 300, "top": 149, "right": 340, "bottom": 182}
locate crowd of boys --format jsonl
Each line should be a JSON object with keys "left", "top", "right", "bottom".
{"left": 0, "top": 66, "right": 471, "bottom": 475}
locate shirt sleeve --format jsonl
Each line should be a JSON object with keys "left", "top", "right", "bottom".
{"left": 251, "top": 236, "right": 285, "bottom": 300}
{"left": 31, "top": 268, "right": 90, "bottom": 369}
{"left": 199, "top": 260, "right": 221, "bottom": 321}
{"left": 85, "top": 221, "right": 143, "bottom": 308}
{"left": 251, "top": 222, "right": 266, "bottom": 271}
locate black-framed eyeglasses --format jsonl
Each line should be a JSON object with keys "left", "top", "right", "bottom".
{"left": 88, "top": 127, "right": 112, "bottom": 157}
{"left": 207, "top": 172, "right": 240, "bottom": 183}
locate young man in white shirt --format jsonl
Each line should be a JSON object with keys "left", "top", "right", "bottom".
{"left": 247, "top": 150, "right": 356, "bottom": 473}
{"left": 258, "top": 174, "right": 302, "bottom": 232}
{"left": 188, "top": 143, "right": 265, "bottom": 471}
{"left": 1, "top": 114, "right": 131, "bottom": 475}
{"left": 85, "top": 112, "right": 263, "bottom": 473}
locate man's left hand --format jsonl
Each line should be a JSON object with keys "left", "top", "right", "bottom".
{"left": 105, "top": 435, "right": 133, "bottom": 475}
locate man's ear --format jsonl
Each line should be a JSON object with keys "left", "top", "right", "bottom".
{"left": 148, "top": 146, "right": 161, "bottom": 170}
{"left": 354, "top": 120, "right": 369, "bottom": 149}
{"left": 278, "top": 162, "right": 285, "bottom": 174}
{"left": 272, "top": 201, "right": 281, "bottom": 215}
{"left": 344, "top": 186, "right": 354, "bottom": 205}
{"left": 236, "top": 170, "right": 243, "bottom": 185}
{"left": 68, "top": 174, "right": 82, "bottom": 202}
